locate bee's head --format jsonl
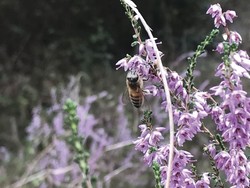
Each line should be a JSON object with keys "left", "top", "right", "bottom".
{"left": 126, "top": 70, "right": 139, "bottom": 83}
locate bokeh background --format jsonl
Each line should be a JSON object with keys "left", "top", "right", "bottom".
{"left": 1, "top": 0, "right": 250, "bottom": 187}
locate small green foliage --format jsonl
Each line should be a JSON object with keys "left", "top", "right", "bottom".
{"left": 216, "top": 134, "right": 226, "bottom": 151}
{"left": 185, "top": 29, "right": 219, "bottom": 93}
{"left": 149, "top": 146, "right": 157, "bottom": 154}
{"left": 190, "top": 163, "right": 199, "bottom": 181}
{"left": 222, "top": 42, "right": 238, "bottom": 67}
{"left": 152, "top": 162, "right": 163, "bottom": 188}
{"left": 63, "top": 99, "right": 91, "bottom": 188}
{"left": 141, "top": 110, "right": 153, "bottom": 130}
{"left": 121, "top": 0, "right": 142, "bottom": 45}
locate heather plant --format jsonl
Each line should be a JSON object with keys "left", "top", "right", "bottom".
{"left": 63, "top": 99, "right": 92, "bottom": 187}
{"left": 116, "top": 0, "right": 250, "bottom": 187}
{"left": 2, "top": 1, "right": 250, "bottom": 188}
{"left": 4, "top": 75, "right": 163, "bottom": 188}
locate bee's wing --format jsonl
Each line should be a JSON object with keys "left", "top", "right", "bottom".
{"left": 121, "top": 88, "right": 130, "bottom": 105}
{"left": 141, "top": 89, "right": 151, "bottom": 111}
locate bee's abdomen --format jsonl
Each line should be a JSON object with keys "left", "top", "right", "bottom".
{"left": 130, "top": 93, "right": 143, "bottom": 108}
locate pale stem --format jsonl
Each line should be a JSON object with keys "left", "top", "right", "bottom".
{"left": 123, "top": 0, "right": 175, "bottom": 187}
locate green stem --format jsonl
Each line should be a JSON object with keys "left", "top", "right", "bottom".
{"left": 185, "top": 29, "right": 219, "bottom": 93}
{"left": 63, "top": 99, "right": 92, "bottom": 188}
{"left": 152, "top": 162, "right": 163, "bottom": 188}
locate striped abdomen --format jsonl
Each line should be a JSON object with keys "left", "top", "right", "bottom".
{"left": 126, "top": 70, "right": 144, "bottom": 108}
{"left": 129, "top": 90, "right": 144, "bottom": 108}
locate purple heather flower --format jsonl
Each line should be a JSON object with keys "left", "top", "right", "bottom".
{"left": 148, "top": 129, "right": 164, "bottom": 146}
{"left": 127, "top": 55, "right": 150, "bottom": 77}
{"left": 134, "top": 137, "right": 149, "bottom": 154}
{"left": 193, "top": 91, "right": 210, "bottom": 116}
{"left": 51, "top": 139, "right": 71, "bottom": 185}
{"left": 144, "top": 38, "right": 162, "bottom": 62}
{"left": 134, "top": 123, "right": 166, "bottom": 167}
{"left": 176, "top": 112, "right": 202, "bottom": 146}
{"left": 143, "top": 150, "right": 157, "bottom": 166}
{"left": 214, "top": 151, "right": 231, "bottom": 170}
{"left": 214, "top": 63, "right": 226, "bottom": 78}
{"left": 176, "top": 128, "right": 193, "bottom": 146}
{"left": 210, "top": 105, "right": 224, "bottom": 126}
{"left": 167, "top": 71, "right": 188, "bottom": 102}
{"left": 207, "top": 143, "right": 216, "bottom": 158}
{"left": 53, "top": 112, "right": 64, "bottom": 136}
{"left": 229, "top": 31, "right": 242, "bottom": 45}
{"left": 144, "top": 149, "right": 165, "bottom": 166}
{"left": 160, "top": 165, "right": 168, "bottom": 183}
{"left": 158, "top": 145, "right": 170, "bottom": 159}
{"left": 214, "top": 149, "right": 250, "bottom": 187}
{"left": 184, "top": 176, "right": 196, "bottom": 188}
{"left": 222, "top": 125, "right": 249, "bottom": 150}
{"left": 214, "top": 13, "right": 226, "bottom": 28}
{"left": 210, "top": 83, "right": 226, "bottom": 98}
{"left": 211, "top": 81, "right": 250, "bottom": 149}
{"left": 116, "top": 58, "right": 128, "bottom": 71}
{"left": 77, "top": 105, "right": 98, "bottom": 138}
{"left": 232, "top": 51, "right": 250, "bottom": 71}
{"left": 138, "top": 124, "right": 151, "bottom": 137}
{"left": 224, "top": 10, "right": 237, "bottom": 23}
{"left": 233, "top": 149, "right": 247, "bottom": 166}
{"left": 207, "top": 4, "right": 238, "bottom": 28}
{"left": 216, "top": 42, "right": 224, "bottom": 54}
{"left": 221, "top": 90, "right": 247, "bottom": 111}
{"left": 26, "top": 107, "right": 52, "bottom": 144}
{"left": 206, "top": 4, "right": 222, "bottom": 18}
{"left": 27, "top": 107, "right": 41, "bottom": 131}
{"left": 230, "top": 61, "right": 250, "bottom": 78}
{"left": 160, "top": 148, "right": 195, "bottom": 187}
{"left": 144, "top": 85, "right": 159, "bottom": 96}
{"left": 196, "top": 173, "right": 210, "bottom": 188}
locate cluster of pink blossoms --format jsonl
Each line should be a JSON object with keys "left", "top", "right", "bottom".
{"left": 206, "top": 3, "right": 237, "bottom": 28}
{"left": 116, "top": 26, "right": 210, "bottom": 188}
{"left": 207, "top": 3, "right": 250, "bottom": 188}
{"left": 116, "top": 37, "right": 210, "bottom": 186}
{"left": 117, "top": 3, "right": 250, "bottom": 187}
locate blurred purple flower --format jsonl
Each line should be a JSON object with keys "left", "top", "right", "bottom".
{"left": 216, "top": 42, "right": 224, "bottom": 54}
{"left": 229, "top": 31, "right": 242, "bottom": 45}
{"left": 196, "top": 173, "right": 210, "bottom": 188}
{"left": 210, "top": 50, "right": 250, "bottom": 186}
{"left": 214, "top": 13, "right": 226, "bottom": 28}
{"left": 224, "top": 10, "right": 237, "bottom": 23}
{"left": 160, "top": 148, "right": 196, "bottom": 187}
{"left": 144, "top": 38, "right": 163, "bottom": 62}
{"left": 176, "top": 111, "right": 202, "bottom": 146}
{"left": 206, "top": 4, "right": 222, "bottom": 18}
{"left": 207, "top": 4, "right": 237, "bottom": 28}
{"left": 53, "top": 112, "right": 64, "bottom": 136}
{"left": 26, "top": 107, "right": 52, "bottom": 145}
{"left": 128, "top": 55, "right": 150, "bottom": 77}
{"left": 232, "top": 50, "right": 250, "bottom": 71}
{"left": 206, "top": 143, "right": 216, "bottom": 158}
{"left": 214, "top": 149, "right": 250, "bottom": 187}
{"left": 116, "top": 58, "right": 128, "bottom": 71}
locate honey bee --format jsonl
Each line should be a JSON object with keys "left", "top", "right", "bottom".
{"left": 126, "top": 70, "right": 144, "bottom": 108}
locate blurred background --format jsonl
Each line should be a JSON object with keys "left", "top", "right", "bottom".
{"left": 1, "top": 0, "right": 250, "bottom": 187}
